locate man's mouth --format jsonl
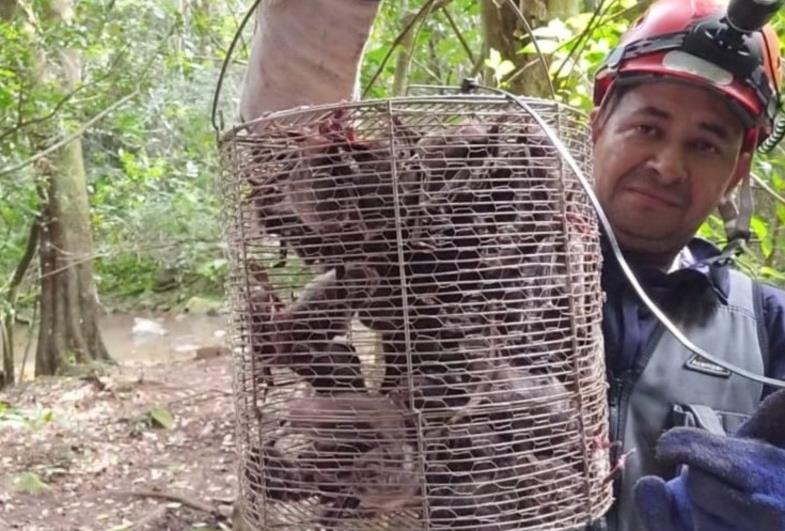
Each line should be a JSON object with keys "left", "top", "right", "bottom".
{"left": 622, "top": 185, "right": 683, "bottom": 208}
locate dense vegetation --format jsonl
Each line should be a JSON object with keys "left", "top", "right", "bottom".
{"left": 2, "top": 0, "right": 785, "bottom": 379}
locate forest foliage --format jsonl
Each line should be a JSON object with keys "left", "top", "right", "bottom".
{"left": 3, "top": 0, "right": 785, "bottom": 322}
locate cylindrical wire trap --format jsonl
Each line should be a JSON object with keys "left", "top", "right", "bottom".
{"left": 218, "top": 95, "right": 613, "bottom": 530}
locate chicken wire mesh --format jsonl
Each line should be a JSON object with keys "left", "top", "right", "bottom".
{"left": 218, "top": 94, "right": 613, "bottom": 530}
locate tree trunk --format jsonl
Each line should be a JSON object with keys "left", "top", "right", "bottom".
{"left": 392, "top": 3, "right": 416, "bottom": 97}
{"left": 0, "top": 0, "right": 15, "bottom": 19}
{"left": 35, "top": 0, "right": 110, "bottom": 376}
{"left": 548, "top": 0, "right": 581, "bottom": 20}
{"left": 0, "top": 219, "right": 39, "bottom": 388}
{"left": 0, "top": 325, "right": 7, "bottom": 388}
{"left": 0, "top": 0, "right": 15, "bottom": 389}
{"left": 481, "top": 0, "right": 581, "bottom": 97}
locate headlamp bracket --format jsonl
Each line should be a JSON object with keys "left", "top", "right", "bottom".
{"left": 599, "top": 18, "right": 775, "bottom": 122}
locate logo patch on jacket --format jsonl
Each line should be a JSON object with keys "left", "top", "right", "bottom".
{"left": 684, "top": 354, "right": 732, "bottom": 378}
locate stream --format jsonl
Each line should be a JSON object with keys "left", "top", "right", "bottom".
{"left": 12, "top": 312, "right": 229, "bottom": 379}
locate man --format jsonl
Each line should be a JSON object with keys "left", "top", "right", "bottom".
{"left": 236, "top": 1, "right": 785, "bottom": 529}
{"left": 590, "top": 1, "right": 785, "bottom": 529}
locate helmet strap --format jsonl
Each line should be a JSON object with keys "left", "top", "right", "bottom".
{"left": 714, "top": 172, "right": 753, "bottom": 264}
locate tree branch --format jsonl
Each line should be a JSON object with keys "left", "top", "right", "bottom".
{"left": 412, "top": 57, "right": 445, "bottom": 85}
{"left": 362, "top": 0, "right": 453, "bottom": 98}
{"left": 0, "top": 89, "right": 139, "bottom": 179}
{"left": 503, "top": 2, "right": 645, "bottom": 91}
{"left": 552, "top": 0, "right": 612, "bottom": 82}
{"left": 764, "top": 213, "right": 782, "bottom": 267}
{"left": 110, "top": 488, "right": 224, "bottom": 517}
{"left": 36, "top": 237, "right": 223, "bottom": 281}
{"left": 752, "top": 172, "right": 785, "bottom": 208}
{"left": 0, "top": 50, "right": 128, "bottom": 143}
{"left": 562, "top": 1, "right": 650, "bottom": 83}
{"left": 3, "top": 216, "right": 39, "bottom": 294}
{"left": 440, "top": 5, "right": 476, "bottom": 66}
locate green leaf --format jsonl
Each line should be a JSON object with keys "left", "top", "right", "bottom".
{"left": 484, "top": 48, "right": 515, "bottom": 84}
{"left": 761, "top": 266, "right": 785, "bottom": 282}
{"left": 147, "top": 405, "right": 174, "bottom": 429}
{"left": 520, "top": 18, "right": 571, "bottom": 54}
{"left": 751, "top": 216, "right": 769, "bottom": 241}
{"left": 521, "top": 38, "right": 561, "bottom": 55}
{"left": 196, "top": 258, "right": 228, "bottom": 282}
{"left": 762, "top": 239, "right": 773, "bottom": 259}
{"left": 10, "top": 472, "right": 50, "bottom": 494}
{"left": 40, "top": 409, "right": 55, "bottom": 424}
{"left": 485, "top": 48, "right": 503, "bottom": 69}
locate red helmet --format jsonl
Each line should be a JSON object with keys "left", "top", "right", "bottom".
{"left": 594, "top": 0, "right": 782, "bottom": 146}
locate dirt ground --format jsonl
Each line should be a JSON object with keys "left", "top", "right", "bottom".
{"left": 0, "top": 354, "right": 238, "bottom": 531}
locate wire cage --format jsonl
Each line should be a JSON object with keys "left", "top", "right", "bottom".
{"left": 218, "top": 93, "right": 613, "bottom": 530}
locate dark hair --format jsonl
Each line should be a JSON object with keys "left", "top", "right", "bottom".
{"left": 594, "top": 83, "right": 635, "bottom": 129}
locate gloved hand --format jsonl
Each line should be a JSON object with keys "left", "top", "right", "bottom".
{"left": 633, "top": 389, "right": 785, "bottom": 531}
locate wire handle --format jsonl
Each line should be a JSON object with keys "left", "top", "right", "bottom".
{"left": 211, "top": 0, "right": 264, "bottom": 136}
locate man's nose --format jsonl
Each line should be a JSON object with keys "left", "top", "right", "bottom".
{"left": 647, "top": 142, "right": 688, "bottom": 185}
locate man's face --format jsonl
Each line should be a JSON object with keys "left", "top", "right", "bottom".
{"left": 592, "top": 81, "right": 751, "bottom": 261}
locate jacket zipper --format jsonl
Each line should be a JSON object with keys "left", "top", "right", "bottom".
{"left": 608, "top": 371, "right": 632, "bottom": 531}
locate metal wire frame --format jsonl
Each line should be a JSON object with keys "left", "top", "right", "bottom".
{"left": 218, "top": 94, "right": 613, "bottom": 530}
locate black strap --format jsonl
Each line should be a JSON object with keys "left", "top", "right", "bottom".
{"left": 671, "top": 403, "right": 727, "bottom": 435}
{"left": 752, "top": 278, "right": 773, "bottom": 393}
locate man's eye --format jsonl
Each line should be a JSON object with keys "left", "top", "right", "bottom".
{"left": 633, "top": 124, "right": 657, "bottom": 136}
{"left": 694, "top": 140, "right": 720, "bottom": 154}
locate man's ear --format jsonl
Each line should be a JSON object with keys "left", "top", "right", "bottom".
{"left": 724, "top": 151, "right": 752, "bottom": 195}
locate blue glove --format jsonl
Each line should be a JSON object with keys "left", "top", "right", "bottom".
{"left": 634, "top": 389, "right": 785, "bottom": 531}
{"left": 634, "top": 471, "right": 693, "bottom": 531}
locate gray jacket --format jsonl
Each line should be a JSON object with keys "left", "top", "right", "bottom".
{"left": 601, "top": 268, "right": 767, "bottom": 531}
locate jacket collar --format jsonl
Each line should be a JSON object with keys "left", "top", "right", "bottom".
{"left": 601, "top": 236, "right": 730, "bottom": 305}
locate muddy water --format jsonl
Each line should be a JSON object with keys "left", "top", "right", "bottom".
{"left": 12, "top": 312, "right": 229, "bottom": 378}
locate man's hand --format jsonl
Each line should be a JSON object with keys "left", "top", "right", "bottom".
{"left": 633, "top": 389, "right": 785, "bottom": 531}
